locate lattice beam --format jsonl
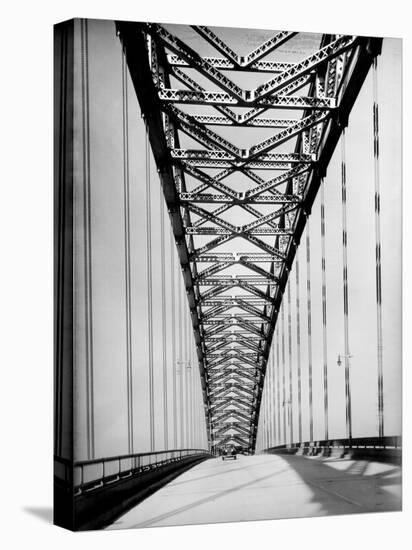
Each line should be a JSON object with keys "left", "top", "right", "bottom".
{"left": 117, "top": 19, "right": 382, "bottom": 452}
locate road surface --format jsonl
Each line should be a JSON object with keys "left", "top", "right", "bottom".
{"left": 108, "top": 453, "right": 401, "bottom": 529}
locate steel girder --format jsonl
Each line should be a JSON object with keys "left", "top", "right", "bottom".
{"left": 116, "top": 21, "right": 382, "bottom": 452}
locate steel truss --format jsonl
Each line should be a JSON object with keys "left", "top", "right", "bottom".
{"left": 116, "top": 21, "right": 382, "bottom": 452}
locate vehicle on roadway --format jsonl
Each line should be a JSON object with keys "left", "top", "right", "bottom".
{"left": 222, "top": 445, "right": 237, "bottom": 460}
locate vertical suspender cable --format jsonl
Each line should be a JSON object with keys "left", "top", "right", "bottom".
{"left": 341, "top": 131, "right": 352, "bottom": 440}
{"left": 267, "top": 353, "right": 271, "bottom": 447}
{"left": 287, "top": 282, "right": 293, "bottom": 444}
{"left": 200, "top": 372, "right": 202, "bottom": 448}
{"left": 185, "top": 298, "right": 189, "bottom": 446}
{"left": 179, "top": 273, "right": 184, "bottom": 446}
{"left": 281, "top": 302, "right": 286, "bottom": 443}
{"left": 192, "top": 358, "right": 196, "bottom": 448}
{"left": 263, "top": 366, "right": 268, "bottom": 448}
{"left": 188, "top": 313, "right": 192, "bottom": 447}
{"left": 260, "top": 398, "right": 264, "bottom": 449}
{"left": 265, "top": 367, "right": 269, "bottom": 448}
{"left": 265, "top": 397, "right": 268, "bottom": 450}
{"left": 260, "top": 398, "right": 263, "bottom": 450}
{"left": 196, "top": 367, "right": 200, "bottom": 448}
{"left": 266, "top": 392, "right": 270, "bottom": 448}
{"left": 145, "top": 126, "right": 155, "bottom": 451}
{"left": 160, "top": 185, "right": 168, "bottom": 449}
{"left": 321, "top": 180, "right": 329, "bottom": 441}
{"left": 373, "top": 59, "right": 384, "bottom": 438}
{"left": 193, "top": 344, "right": 197, "bottom": 446}
{"left": 265, "top": 362, "right": 269, "bottom": 448}
{"left": 196, "top": 369, "right": 199, "bottom": 448}
{"left": 81, "top": 19, "right": 95, "bottom": 460}
{"left": 193, "top": 341, "right": 196, "bottom": 447}
{"left": 190, "top": 337, "right": 192, "bottom": 446}
{"left": 189, "top": 339, "right": 193, "bottom": 445}
{"left": 264, "top": 395, "right": 267, "bottom": 449}
{"left": 273, "top": 351, "right": 276, "bottom": 445}
{"left": 196, "top": 349, "right": 198, "bottom": 446}
{"left": 184, "top": 307, "right": 188, "bottom": 446}
{"left": 192, "top": 343, "right": 196, "bottom": 445}
{"left": 268, "top": 354, "right": 273, "bottom": 447}
{"left": 261, "top": 397, "right": 264, "bottom": 449}
{"left": 171, "top": 232, "right": 177, "bottom": 448}
{"left": 295, "top": 255, "right": 302, "bottom": 443}
{"left": 122, "top": 50, "right": 134, "bottom": 454}
{"left": 276, "top": 328, "right": 281, "bottom": 444}
{"left": 272, "top": 347, "right": 277, "bottom": 445}
{"left": 306, "top": 216, "right": 314, "bottom": 442}
{"left": 271, "top": 347, "right": 276, "bottom": 447}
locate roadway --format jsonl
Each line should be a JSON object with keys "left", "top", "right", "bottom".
{"left": 108, "top": 453, "right": 401, "bottom": 529}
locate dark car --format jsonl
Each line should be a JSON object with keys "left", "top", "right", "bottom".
{"left": 222, "top": 445, "right": 237, "bottom": 460}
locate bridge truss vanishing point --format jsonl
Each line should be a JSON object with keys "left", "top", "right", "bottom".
{"left": 116, "top": 22, "right": 382, "bottom": 452}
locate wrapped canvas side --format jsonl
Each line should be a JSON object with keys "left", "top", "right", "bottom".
{"left": 54, "top": 19, "right": 75, "bottom": 531}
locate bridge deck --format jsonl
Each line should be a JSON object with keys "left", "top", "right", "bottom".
{"left": 108, "top": 454, "right": 401, "bottom": 529}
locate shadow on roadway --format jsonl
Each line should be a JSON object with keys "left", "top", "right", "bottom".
{"left": 128, "top": 464, "right": 291, "bottom": 528}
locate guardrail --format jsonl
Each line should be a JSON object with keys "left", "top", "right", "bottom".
{"left": 262, "top": 436, "right": 401, "bottom": 462}
{"left": 55, "top": 448, "right": 213, "bottom": 495}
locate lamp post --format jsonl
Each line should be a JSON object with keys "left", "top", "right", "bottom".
{"left": 337, "top": 353, "right": 353, "bottom": 367}
{"left": 337, "top": 353, "right": 353, "bottom": 441}
{"left": 176, "top": 360, "right": 191, "bottom": 370}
